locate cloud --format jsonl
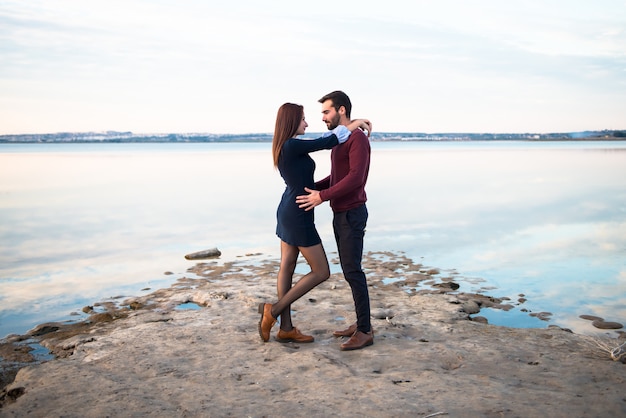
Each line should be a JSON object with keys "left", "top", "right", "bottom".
{"left": 1, "top": 0, "right": 625, "bottom": 134}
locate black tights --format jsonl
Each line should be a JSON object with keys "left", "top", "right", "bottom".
{"left": 272, "top": 241, "right": 330, "bottom": 330}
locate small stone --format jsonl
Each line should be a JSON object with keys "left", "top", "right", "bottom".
{"left": 461, "top": 301, "right": 480, "bottom": 314}
{"left": 185, "top": 248, "right": 221, "bottom": 260}
{"left": 372, "top": 308, "right": 394, "bottom": 319}
{"left": 6, "top": 387, "right": 25, "bottom": 401}
{"left": 129, "top": 301, "right": 144, "bottom": 310}
{"left": 591, "top": 320, "right": 623, "bottom": 330}
{"left": 530, "top": 312, "right": 553, "bottom": 321}
{"left": 89, "top": 313, "right": 114, "bottom": 323}
{"left": 433, "top": 281, "right": 459, "bottom": 291}
{"left": 28, "top": 323, "right": 61, "bottom": 337}
{"left": 579, "top": 314, "right": 603, "bottom": 322}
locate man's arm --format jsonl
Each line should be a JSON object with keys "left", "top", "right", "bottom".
{"left": 296, "top": 174, "right": 330, "bottom": 211}
{"left": 315, "top": 175, "right": 330, "bottom": 191}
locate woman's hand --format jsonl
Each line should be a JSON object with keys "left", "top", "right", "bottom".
{"left": 347, "top": 119, "right": 372, "bottom": 137}
{"left": 359, "top": 119, "right": 372, "bottom": 137}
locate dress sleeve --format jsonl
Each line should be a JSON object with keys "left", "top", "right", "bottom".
{"left": 284, "top": 134, "right": 339, "bottom": 155}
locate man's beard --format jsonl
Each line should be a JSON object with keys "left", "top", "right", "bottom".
{"left": 326, "top": 113, "right": 341, "bottom": 130}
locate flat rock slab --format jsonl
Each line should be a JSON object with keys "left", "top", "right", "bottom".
{"left": 2, "top": 253, "right": 625, "bottom": 417}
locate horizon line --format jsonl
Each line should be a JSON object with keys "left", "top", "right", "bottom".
{"left": 1, "top": 128, "right": 625, "bottom": 137}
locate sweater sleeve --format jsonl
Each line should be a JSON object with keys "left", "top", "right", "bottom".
{"left": 315, "top": 175, "right": 330, "bottom": 191}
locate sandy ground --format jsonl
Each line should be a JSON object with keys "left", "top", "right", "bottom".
{"left": 1, "top": 251, "right": 625, "bottom": 417}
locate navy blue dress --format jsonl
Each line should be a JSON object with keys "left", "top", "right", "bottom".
{"left": 276, "top": 134, "right": 339, "bottom": 247}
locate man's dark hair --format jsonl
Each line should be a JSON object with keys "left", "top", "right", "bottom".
{"left": 318, "top": 90, "right": 352, "bottom": 119}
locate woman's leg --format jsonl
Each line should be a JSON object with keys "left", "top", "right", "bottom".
{"left": 271, "top": 243, "right": 330, "bottom": 322}
{"left": 277, "top": 241, "right": 299, "bottom": 330}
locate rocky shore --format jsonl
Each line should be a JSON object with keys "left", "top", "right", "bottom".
{"left": 1, "top": 251, "right": 624, "bottom": 417}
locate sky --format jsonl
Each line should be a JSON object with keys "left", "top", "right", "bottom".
{"left": 1, "top": 0, "right": 625, "bottom": 135}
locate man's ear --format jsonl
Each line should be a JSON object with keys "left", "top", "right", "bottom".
{"left": 339, "top": 106, "right": 346, "bottom": 116}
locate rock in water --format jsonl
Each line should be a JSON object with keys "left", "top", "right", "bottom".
{"left": 185, "top": 248, "right": 221, "bottom": 260}
{"left": 591, "top": 320, "right": 623, "bottom": 330}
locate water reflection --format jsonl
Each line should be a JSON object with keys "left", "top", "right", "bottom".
{"left": 365, "top": 143, "right": 626, "bottom": 335}
{"left": 1, "top": 142, "right": 625, "bottom": 338}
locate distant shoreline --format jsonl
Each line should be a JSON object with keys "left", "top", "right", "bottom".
{"left": 1, "top": 129, "right": 625, "bottom": 143}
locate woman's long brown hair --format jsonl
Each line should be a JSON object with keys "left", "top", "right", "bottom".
{"left": 272, "top": 103, "right": 303, "bottom": 167}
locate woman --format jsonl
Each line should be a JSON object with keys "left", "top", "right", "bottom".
{"left": 258, "top": 102, "right": 371, "bottom": 343}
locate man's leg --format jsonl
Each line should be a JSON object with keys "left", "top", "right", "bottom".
{"left": 333, "top": 205, "right": 371, "bottom": 334}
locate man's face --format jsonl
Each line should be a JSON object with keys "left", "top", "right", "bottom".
{"left": 321, "top": 99, "right": 341, "bottom": 130}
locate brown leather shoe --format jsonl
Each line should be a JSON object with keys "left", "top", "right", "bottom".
{"left": 276, "top": 327, "right": 314, "bottom": 343}
{"left": 340, "top": 331, "right": 373, "bottom": 351}
{"left": 333, "top": 322, "right": 357, "bottom": 338}
{"left": 258, "top": 303, "right": 276, "bottom": 342}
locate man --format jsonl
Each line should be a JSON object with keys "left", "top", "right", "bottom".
{"left": 296, "top": 90, "right": 373, "bottom": 351}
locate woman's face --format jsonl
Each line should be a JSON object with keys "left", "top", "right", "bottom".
{"left": 295, "top": 113, "right": 308, "bottom": 136}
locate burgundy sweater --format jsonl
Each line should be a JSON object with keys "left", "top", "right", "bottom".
{"left": 315, "top": 128, "right": 370, "bottom": 212}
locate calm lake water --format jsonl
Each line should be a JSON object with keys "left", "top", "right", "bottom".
{"left": 1, "top": 141, "right": 625, "bottom": 339}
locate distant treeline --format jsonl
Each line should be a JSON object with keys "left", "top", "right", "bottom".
{"left": 1, "top": 130, "right": 625, "bottom": 143}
